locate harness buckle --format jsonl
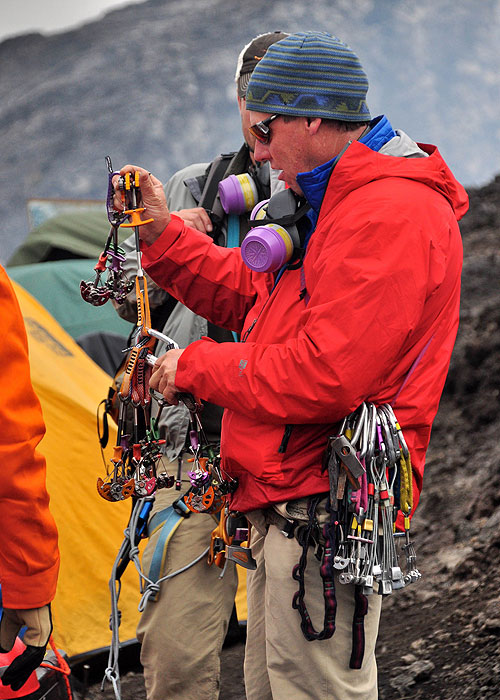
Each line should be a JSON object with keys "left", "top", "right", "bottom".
{"left": 172, "top": 497, "right": 191, "bottom": 518}
{"left": 279, "top": 519, "right": 296, "bottom": 539}
{"left": 265, "top": 508, "right": 297, "bottom": 538}
{"left": 225, "top": 544, "right": 257, "bottom": 570}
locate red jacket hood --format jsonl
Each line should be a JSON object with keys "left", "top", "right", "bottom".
{"left": 324, "top": 141, "right": 469, "bottom": 222}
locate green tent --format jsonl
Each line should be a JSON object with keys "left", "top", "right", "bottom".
{"left": 7, "top": 209, "right": 115, "bottom": 266}
{"left": 6, "top": 207, "right": 136, "bottom": 340}
{"left": 7, "top": 259, "right": 133, "bottom": 341}
{"left": 7, "top": 207, "right": 140, "bottom": 374}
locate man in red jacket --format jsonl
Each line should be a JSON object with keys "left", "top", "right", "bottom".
{"left": 113, "top": 30, "right": 467, "bottom": 700}
{"left": 0, "top": 265, "right": 60, "bottom": 693}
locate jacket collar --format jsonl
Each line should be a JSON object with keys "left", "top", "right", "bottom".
{"left": 297, "top": 115, "right": 396, "bottom": 214}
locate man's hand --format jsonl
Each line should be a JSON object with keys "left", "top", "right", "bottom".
{"left": 150, "top": 348, "right": 184, "bottom": 404}
{"left": 0, "top": 605, "right": 52, "bottom": 691}
{"left": 113, "top": 166, "right": 172, "bottom": 245}
{"left": 171, "top": 207, "right": 213, "bottom": 234}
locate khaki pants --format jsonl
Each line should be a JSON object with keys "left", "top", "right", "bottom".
{"left": 136, "top": 460, "right": 238, "bottom": 700}
{"left": 244, "top": 504, "right": 382, "bottom": 700}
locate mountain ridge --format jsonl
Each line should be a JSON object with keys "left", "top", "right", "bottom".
{"left": 1, "top": 0, "right": 499, "bottom": 262}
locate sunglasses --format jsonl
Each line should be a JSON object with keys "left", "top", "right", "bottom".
{"left": 249, "top": 114, "right": 280, "bottom": 144}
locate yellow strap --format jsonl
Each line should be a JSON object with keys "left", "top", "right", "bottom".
{"left": 120, "top": 277, "right": 153, "bottom": 399}
{"left": 399, "top": 451, "right": 413, "bottom": 515}
{"left": 142, "top": 275, "right": 151, "bottom": 330}
{"left": 135, "top": 276, "right": 144, "bottom": 327}
{"left": 135, "top": 275, "right": 153, "bottom": 334}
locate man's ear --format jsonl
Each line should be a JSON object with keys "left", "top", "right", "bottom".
{"left": 306, "top": 117, "right": 322, "bottom": 135}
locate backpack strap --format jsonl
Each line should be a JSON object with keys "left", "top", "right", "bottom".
{"left": 226, "top": 214, "right": 240, "bottom": 249}
{"left": 184, "top": 153, "right": 236, "bottom": 210}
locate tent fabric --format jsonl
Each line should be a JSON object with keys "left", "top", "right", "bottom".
{"left": 12, "top": 280, "right": 141, "bottom": 658}
{"left": 11, "top": 280, "right": 247, "bottom": 658}
{"left": 7, "top": 210, "right": 113, "bottom": 266}
{"left": 7, "top": 259, "right": 132, "bottom": 341}
{"left": 77, "top": 331, "right": 129, "bottom": 377}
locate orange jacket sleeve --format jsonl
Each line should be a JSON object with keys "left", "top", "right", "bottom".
{"left": 0, "top": 266, "right": 59, "bottom": 609}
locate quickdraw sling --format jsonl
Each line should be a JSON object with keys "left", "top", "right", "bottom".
{"left": 291, "top": 495, "right": 338, "bottom": 641}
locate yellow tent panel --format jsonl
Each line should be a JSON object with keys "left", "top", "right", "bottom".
{"left": 13, "top": 281, "right": 141, "bottom": 658}
{"left": 12, "top": 280, "right": 248, "bottom": 658}
{"left": 235, "top": 567, "right": 247, "bottom": 622}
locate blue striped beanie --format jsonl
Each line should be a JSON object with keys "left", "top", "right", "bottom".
{"left": 246, "top": 31, "right": 370, "bottom": 122}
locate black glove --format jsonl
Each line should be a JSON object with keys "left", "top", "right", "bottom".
{"left": 0, "top": 604, "right": 52, "bottom": 692}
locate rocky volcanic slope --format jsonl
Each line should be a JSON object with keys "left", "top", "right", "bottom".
{"left": 377, "top": 174, "right": 500, "bottom": 699}
{"left": 81, "top": 174, "right": 500, "bottom": 699}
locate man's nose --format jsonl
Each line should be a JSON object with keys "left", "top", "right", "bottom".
{"left": 254, "top": 141, "right": 270, "bottom": 162}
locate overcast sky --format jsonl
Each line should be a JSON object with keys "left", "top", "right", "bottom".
{"left": 1, "top": 0, "right": 146, "bottom": 42}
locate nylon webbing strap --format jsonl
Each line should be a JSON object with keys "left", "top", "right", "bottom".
{"left": 349, "top": 584, "right": 369, "bottom": 669}
{"left": 198, "top": 154, "right": 234, "bottom": 209}
{"left": 146, "top": 504, "right": 188, "bottom": 601}
{"left": 291, "top": 496, "right": 338, "bottom": 641}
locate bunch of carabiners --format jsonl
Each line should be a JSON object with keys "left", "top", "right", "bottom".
{"left": 80, "top": 156, "right": 138, "bottom": 306}
{"left": 327, "top": 402, "right": 421, "bottom": 595}
{"left": 91, "top": 159, "right": 167, "bottom": 502}
{"left": 181, "top": 398, "right": 238, "bottom": 515}
{"left": 86, "top": 158, "right": 236, "bottom": 508}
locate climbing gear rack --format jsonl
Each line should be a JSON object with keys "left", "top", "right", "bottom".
{"left": 290, "top": 402, "right": 420, "bottom": 668}
{"left": 327, "top": 402, "right": 421, "bottom": 595}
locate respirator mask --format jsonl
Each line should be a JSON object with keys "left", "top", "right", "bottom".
{"left": 241, "top": 189, "right": 311, "bottom": 273}
{"left": 218, "top": 173, "right": 260, "bottom": 215}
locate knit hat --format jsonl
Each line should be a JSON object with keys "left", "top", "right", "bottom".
{"left": 235, "top": 31, "right": 289, "bottom": 98}
{"left": 246, "top": 31, "right": 371, "bottom": 121}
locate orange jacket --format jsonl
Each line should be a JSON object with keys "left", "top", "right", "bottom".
{"left": 0, "top": 266, "right": 59, "bottom": 608}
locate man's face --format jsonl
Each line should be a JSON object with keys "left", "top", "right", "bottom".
{"left": 248, "top": 111, "right": 314, "bottom": 195}
{"left": 237, "top": 95, "right": 257, "bottom": 156}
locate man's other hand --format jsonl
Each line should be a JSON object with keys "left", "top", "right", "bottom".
{"left": 172, "top": 207, "right": 213, "bottom": 234}
{"left": 150, "top": 348, "right": 184, "bottom": 404}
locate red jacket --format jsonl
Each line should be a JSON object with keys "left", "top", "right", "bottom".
{"left": 0, "top": 266, "right": 59, "bottom": 608}
{"left": 143, "top": 141, "right": 468, "bottom": 514}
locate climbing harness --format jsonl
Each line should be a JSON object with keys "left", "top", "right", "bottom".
{"left": 102, "top": 494, "right": 211, "bottom": 698}
{"left": 208, "top": 505, "right": 257, "bottom": 573}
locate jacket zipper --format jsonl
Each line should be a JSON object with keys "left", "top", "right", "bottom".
{"left": 241, "top": 271, "right": 289, "bottom": 344}
{"left": 241, "top": 317, "right": 257, "bottom": 343}
{"left": 278, "top": 424, "right": 294, "bottom": 453}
